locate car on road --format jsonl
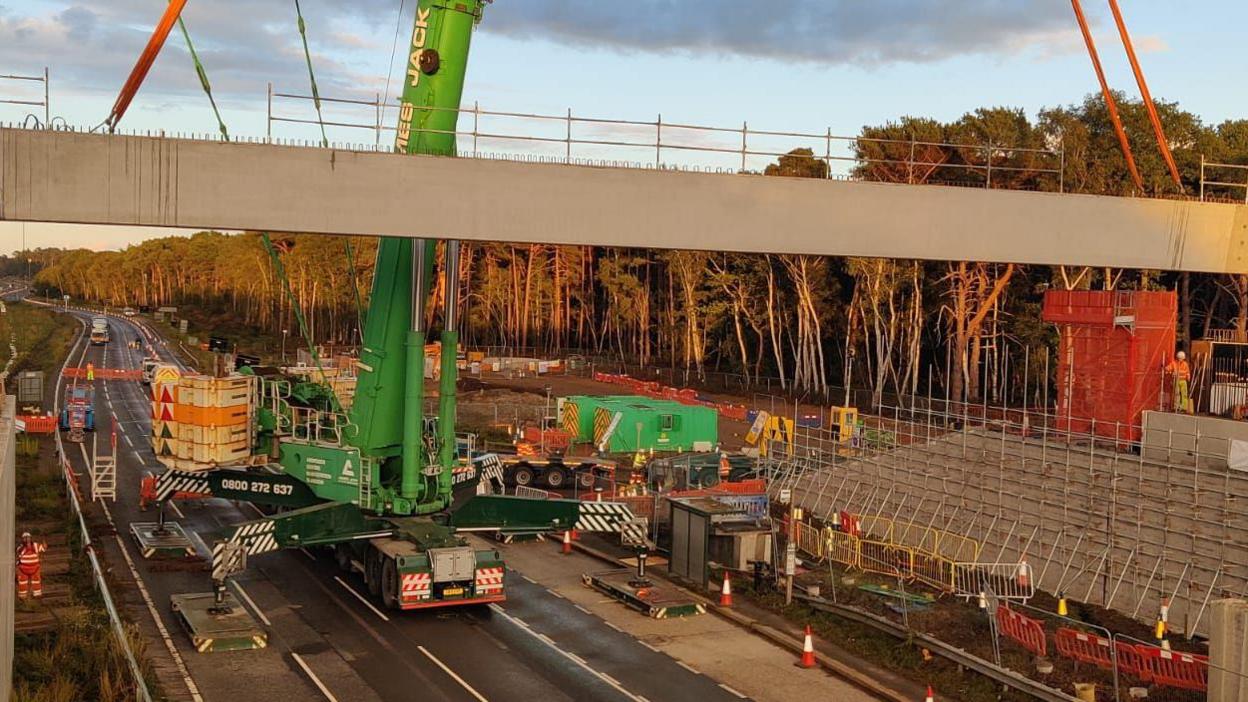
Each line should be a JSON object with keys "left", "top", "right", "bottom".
{"left": 123, "top": 307, "right": 137, "bottom": 316}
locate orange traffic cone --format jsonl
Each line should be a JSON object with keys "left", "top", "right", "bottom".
{"left": 719, "top": 571, "right": 733, "bottom": 607}
{"left": 924, "top": 684, "right": 935, "bottom": 702}
{"left": 562, "top": 529, "right": 572, "bottom": 554}
{"left": 798, "top": 625, "right": 816, "bottom": 668}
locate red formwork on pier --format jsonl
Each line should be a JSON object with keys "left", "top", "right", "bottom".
{"left": 1042, "top": 290, "right": 1176, "bottom": 443}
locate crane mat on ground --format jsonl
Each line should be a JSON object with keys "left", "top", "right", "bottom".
{"left": 857, "top": 584, "right": 935, "bottom": 605}
{"left": 582, "top": 569, "right": 705, "bottom": 619}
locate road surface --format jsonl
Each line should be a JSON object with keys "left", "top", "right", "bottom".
{"left": 52, "top": 307, "right": 750, "bottom": 702}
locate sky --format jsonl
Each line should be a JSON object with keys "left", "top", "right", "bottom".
{"left": 2, "top": 0, "right": 1247, "bottom": 256}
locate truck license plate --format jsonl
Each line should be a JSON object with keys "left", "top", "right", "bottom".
{"left": 443, "top": 587, "right": 464, "bottom": 596}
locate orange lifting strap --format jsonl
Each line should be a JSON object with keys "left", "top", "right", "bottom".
{"left": 1106, "top": 0, "right": 1184, "bottom": 191}
{"left": 1069, "top": 0, "right": 1144, "bottom": 193}
{"left": 104, "top": 0, "right": 190, "bottom": 132}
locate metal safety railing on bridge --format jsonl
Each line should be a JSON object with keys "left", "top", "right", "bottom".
{"left": 264, "top": 84, "right": 1066, "bottom": 191}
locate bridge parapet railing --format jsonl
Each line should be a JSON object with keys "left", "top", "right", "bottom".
{"left": 264, "top": 85, "right": 1065, "bottom": 192}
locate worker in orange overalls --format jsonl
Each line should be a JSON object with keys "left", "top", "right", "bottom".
{"left": 16, "top": 531, "right": 47, "bottom": 599}
{"left": 1165, "top": 350, "right": 1193, "bottom": 414}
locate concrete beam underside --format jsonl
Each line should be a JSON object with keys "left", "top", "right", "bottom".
{"left": 3, "top": 128, "right": 1248, "bottom": 273}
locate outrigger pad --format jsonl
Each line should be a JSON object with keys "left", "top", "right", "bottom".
{"left": 171, "top": 592, "right": 267, "bottom": 653}
{"left": 130, "top": 521, "right": 196, "bottom": 560}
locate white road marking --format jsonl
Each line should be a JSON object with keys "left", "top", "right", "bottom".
{"left": 300, "top": 548, "right": 317, "bottom": 561}
{"left": 417, "top": 646, "right": 489, "bottom": 702}
{"left": 291, "top": 652, "right": 339, "bottom": 702}
{"left": 719, "top": 683, "right": 748, "bottom": 699}
{"left": 122, "top": 434, "right": 134, "bottom": 447}
{"left": 545, "top": 588, "right": 565, "bottom": 599}
{"left": 521, "top": 574, "right": 536, "bottom": 584}
{"left": 488, "top": 603, "right": 644, "bottom": 702}
{"left": 169, "top": 500, "right": 186, "bottom": 520}
{"left": 573, "top": 604, "right": 592, "bottom": 615}
{"left": 603, "top": 620, "right": 624, "bottom": 633}
{"left": 333, "top": 576, "right": 390, "bottom": 622}
{"left": 639, "top": 641, "right": 661, "bottom": 653}
{"left": 231, "top": 581, "right": 272, "bottom": 627}
{"left": 676, "top": 660, "right": 700, "bottom": 675}
{"left": 246, "top": 502, "right": 267, "bottom": 518}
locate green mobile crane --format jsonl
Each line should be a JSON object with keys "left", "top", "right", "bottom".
{"left": 154, "top": 0, "right": 631, "bottom": 614}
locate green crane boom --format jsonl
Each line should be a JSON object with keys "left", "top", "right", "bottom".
{"left": 155, "top": 1, "right": 635, "bottom": 618}
{"left": 348, "top": 0, "right": 483, "bottom": 516}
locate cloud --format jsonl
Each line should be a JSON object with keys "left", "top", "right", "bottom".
{"left": 0, "top": 0, "right": 401, "bottom": 109}
{"left": 480, "top": 0, "right": 1079, "bottom": 66}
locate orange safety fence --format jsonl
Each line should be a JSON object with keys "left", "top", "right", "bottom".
{"left": 64, "top": 367, "right": 143, "bottom": 380}
{"left": 1114, "top": 640, "right": 1153, "bottom": 683}
{"left": 1054, "top": 627, "right": 1114, "bottom": 670}
{"left": 1139, "top": 646, "right": 1208, "bottom": 692}
{"left": 590, "top": 371, "right": 752, "bottom": 422}
{"left": 16, "top": 415, "right": 57, "bottom": 433}
{"left": 995, "top": 605, "right": 1047, "bottom": 657}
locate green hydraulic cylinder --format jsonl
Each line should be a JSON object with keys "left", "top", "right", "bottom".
{"left": 401, "top": 239, "right": 430, "bottom": 502}
{"left": 436, "top": 241, "right": 461, "bottom": 503}
{"left": 389, "top": 0, "right": 484, "bottom": 511}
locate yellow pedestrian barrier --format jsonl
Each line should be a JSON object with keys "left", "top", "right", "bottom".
{"left": 822, "top": 529, "right": 860, "bottom": 569}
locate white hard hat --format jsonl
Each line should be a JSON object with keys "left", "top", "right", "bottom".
{"left": 1177, "top": 351, "right": 1187, "bottom": 360}
{"left": 20, "top": 532, "right": 31, "bottom": 539}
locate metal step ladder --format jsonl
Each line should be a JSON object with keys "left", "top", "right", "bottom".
{"left": 90, "top": 433, "right": 117, "bottom": 502}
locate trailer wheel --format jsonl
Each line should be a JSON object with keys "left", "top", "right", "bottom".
{"left": 513, "top": 465, "right": 535, "bottom": 486}
{"left": 544, "top": 466, "right": 567, "bottom": 489}
{"left": 334, "top": 544, "right": 352, "bottom": 572}
{"left": 381, "top": 558, "right": 399, "bottom": 610}
{"left": 365, "top": 549, "right": 381, "bottom": 597}
{"left": 577, "top": 468, "right": 595, "bottom": 489}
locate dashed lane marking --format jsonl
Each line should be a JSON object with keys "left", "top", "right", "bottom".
{"left": 603, "top": 620, "right": 624, "bottom": 633}
{"left": 169, "top": 500, "right": 186, "bottom": 520}
{"left": 488, "top": 603, "right": 645, "bottom": 702}
{"left": 676, "top": 661, "right": 700, "bottom": 675}
{"left": 546, "top": 588, "right": 565, "bottom": 599}
{"left": 719, "top": 683, "right": 748, "bottom": 699}
{"left": 639, "top": 641, "right": 661, "bottom": 653}
{"left": 231, "top": 581, "right": 272, "bottom": 627}
{"left": 122, "top": 434, "right": 134, "bottom": 447}
{"left": 291, "top": 652, "right": 339, "bottom": 702}
{"left": 333, "top": 576, "right": 390, "bottom": 622}
{"left": 573, "top": 604, "right": 592, "bottom": 615}
{"left": 417, "top": 646, "right": 489, "bottom": 702}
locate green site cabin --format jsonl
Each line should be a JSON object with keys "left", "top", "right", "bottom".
{"left": 563, "top": 395, "right": 719, "bottom": 453}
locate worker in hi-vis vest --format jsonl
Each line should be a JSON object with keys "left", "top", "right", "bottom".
{"left": 1165, "top": 350, "right": 1192, "bottom": 414}
{"left": 16, "top": 531, "right": 47, "bottom": 599}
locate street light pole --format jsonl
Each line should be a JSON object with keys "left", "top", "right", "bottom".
{"left": 282, "top": 329, "right": 289, "bottom": 363}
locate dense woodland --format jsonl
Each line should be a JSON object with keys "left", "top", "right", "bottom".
{"left": 11, "top": 93, "right": 1248, "bottom": 405}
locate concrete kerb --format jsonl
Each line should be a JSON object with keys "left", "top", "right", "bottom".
{"left": 567, "top": 539, "right": 913, "bottom": 702}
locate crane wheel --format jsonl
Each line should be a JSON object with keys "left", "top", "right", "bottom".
{"left": 381, "top": 558, "right": 399, "bottom": 610}
{"left": 365, "top": 549, "right": 382, "bottom": 597}
{"left": 577, "top": 469, "right": 595, "bottom": 489}
{"left": 334, "top": 544, "right": 352, "bottom": 572}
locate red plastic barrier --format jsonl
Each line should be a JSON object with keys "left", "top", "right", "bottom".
{"left": 64, "top": 367, "right": 142, "bottom": 380}
{"left": 840, "top": 511, "right": 861, "bottom": 537}
{"left": 15, "top": 415, "right": 57, "bottom": 433}
{"left": 521, "top": 426, "right": 572, "bottom": 451}
{"left": 1114, "top": 641, "right": 1153, "bottom": 683}
{"left": 1139, "top": 646, "right": 1207, "bottom": 692}
{"left": 995, "top": 606, "right": 1047, "bottom": 657}
{"left": 719, "top": 404, "right": 748, "bottom": 421}
{"left": 1055, "top": 628, "right": 1112, "bottom": 669}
